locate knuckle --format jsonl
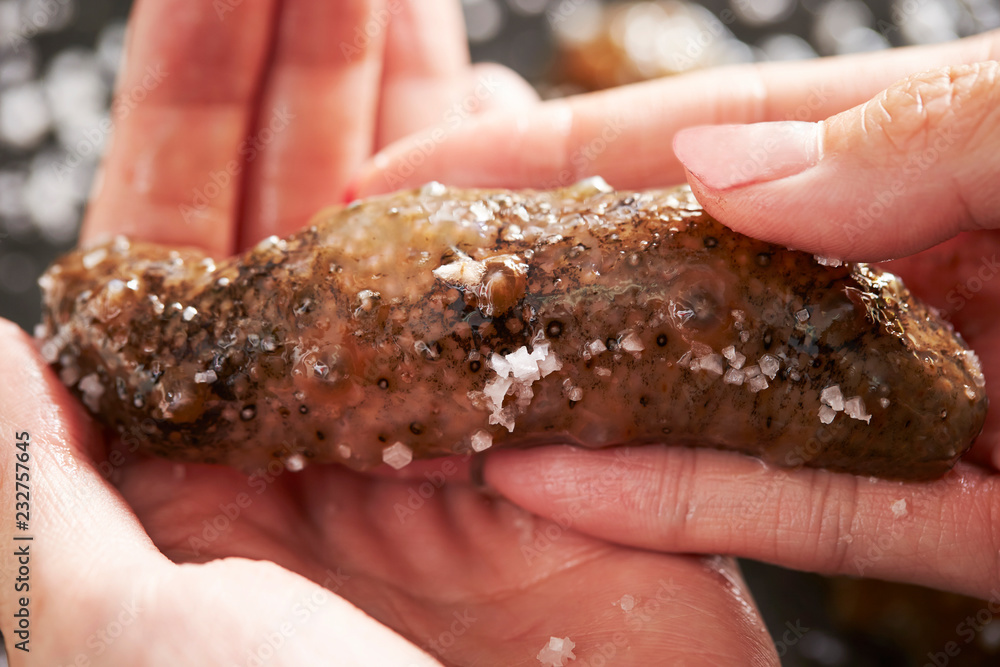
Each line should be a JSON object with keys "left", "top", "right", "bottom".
{"left": 866, "top": 62, "right": 1000, "bottom": 156}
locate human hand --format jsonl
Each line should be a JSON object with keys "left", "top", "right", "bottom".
{"left": 349, "top": 31, "right": 1000, "bottom": 602}
{"left": 0, "top": 2, "right": 779, "bottom": 665}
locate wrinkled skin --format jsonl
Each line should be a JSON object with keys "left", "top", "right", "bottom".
{"left": 41, "top": 183, "right": 986, "bottom": 479}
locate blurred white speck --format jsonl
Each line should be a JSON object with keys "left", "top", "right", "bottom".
{"left": 732, "top": 0, "right": 796, "bottom": 26}
{"left": 617, "top": 594, "right": 636, "bottom": 611}
{"left": 45, "top": 49, "right": 110, "bottom": 153}
{"left": 463, "top": 0, "right": 504, "bottom": 43}
{"left": 24, "top": 152, "right": 80, "bottom": 243}
{"left": 836, "top": 26, "right": 890, "bottom": 53}
{"left": 284, "top": 454, "right": 306, "bottom": 472}
{"left": 890, "top": 498, "right": 908, "bottom": 517}
{"left": 0, "top": 251, "right": 36, "bottom": 294}
{"left": 758, "top": 33, "right": 819, "bottom": 61}
{"left": 507, "top": 0, "right": 549, "bottom": 16}
{"left": 0, "top": 82, "right": 51, "bottom": 149}
{"left": 0, "top": 170, "right": 28, "bottom": 218}
{"left": 898, "top": 0, "right": 959, "bottom": 44}
{"left": 21, "top": 0, "right": 76, "bottom": 34}
{"left": 549, "top": 0, "right": 603, "bottom": 43}
{"left": 813, "top": 0, "right": 874, "bottom": 55}
{"left": 96, "top": 20, "right": 127, "bottom": 76}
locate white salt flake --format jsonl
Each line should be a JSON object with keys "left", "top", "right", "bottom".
{"left": 587, "top": 339, "right": 607, "bottom": 356}
{"left": 759, "top": 354, "right": 780, "bottom": 380}
{"left": 747, "top": 375, "right": 769, "bottom": 393}
{"left": 620, "top": 331, "right": 645, "bottom": 353}
{"left": 382, "top": 442, "right": 413, "bottom": 470}
{"left": 795, "top": 308, "right": 810, "bottom": 322}
{"left": 814, "top": 255, "right": 844, "bottom": 267}
{"left": 594, "top": 366, "right": 612, "bottom": 377}
{"left": 336, "top": 444, "right": 352, "bottom": 459}
{"left": 723, "top": 368, "right": 745, "bottom": 386}
{"left": 844, "top": 396, "right": 872, "bottom": 424}
{"left": 722, "top": 345, "right": 746, "bottom": 370}
{"left": 82, "top": 247, "right": 108, "bottom": 269}
{"left": 420, "top": 181, "right": 447, "bottom": 197}
{"left": 699, "top": 353, "right": 724, "bottom": 375}
{"left": 890, "top": 498, "right": 908, "bottom": 518}
{"left": 182, "top": 306, "right": 198, "bottom": 321}
{"left": 744, "top": 365, "right": 761, "bottom": 379}
{"left": 470, "top": 201, "right": 493, "bottom": 222}
{"left": 507, "top": 346, "right": 541, "bottom": 382}
{"left": 565, "top": 385, "right": 584, "bottom": 402}
{"left": 880, "top": 397, "right": 891, "bottom": 408}
{"left": 532, "top": 343, "right": 563, "bottom": 377}
{"left": 618, "top": 594, "right": 636, "bottom": 612}
{"left": 818, "top": 405, "right": 836, "bottom": 424}
{"left": 471, "top": 429, "right": 493, "bottom": 452}
{"left": 284, "top": 454, "right": 306, "bottom": 472}
{"left": 194, "top": 370, "right": 218, "bottom": 384}
{"left": 484, "top": 376, "right": 514, "bottom": 410}
{"left": 740, "top": 331, "right": 750, "bottom": 343}
{"left": 78, "top": 373, "right": 104, "bottom": 412}
{"left": 537, "top": 636, "right": 576, "bottom": 667}
{"left": 820, "top": 385, "right": 845, "bottom": 412}
{"left": 490, "top": 353, "right": 512, "bottom": 378}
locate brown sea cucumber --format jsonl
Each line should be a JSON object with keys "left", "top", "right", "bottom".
{"left": 38, "top": 180, "right": 987, "bottom": 479}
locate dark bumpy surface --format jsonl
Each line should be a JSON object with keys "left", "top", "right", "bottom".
{"left": 38, "top": 181, "right": 987, "bottom": 479}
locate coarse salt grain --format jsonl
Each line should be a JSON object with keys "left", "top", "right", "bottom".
{"left": 382, "top": 442, "right": 413, "bottom": 470}
{"left": 471, "top": 429, "right": 493, "bottom": 452}
{"left": 537, "top": 636, "right": 576, "bottom": 667}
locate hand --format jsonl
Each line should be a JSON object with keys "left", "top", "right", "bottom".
{"left": 0, "top": 2, "right": 778, "bottom": 665}
{"left": 350, "top": 31, "right": 1000, "bottom": 602}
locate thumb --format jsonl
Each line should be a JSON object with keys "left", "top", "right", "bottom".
{"left": 673, "top": 61, "right": 1000, "bottom": 261}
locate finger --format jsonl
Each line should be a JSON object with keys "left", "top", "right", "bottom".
{"left": 675, "top": 62, "right": 1000, "bottom": 262}
{"left": 0, "top": 320, "right": 168, "bottom": 658}
{"left": 82, "top": 1, "right": 279, "bottom": 256}
{"left": 239, "top": 0, "right": 387, "bottom": 249}
{"left": 353, "top": 29, "right": 1000, "bottom": 197}
{"left": 375, "top": 0, "right": 469, "bottom": 146}
{"left": 484, "top": 445, "right": 1000, "bottom": 601}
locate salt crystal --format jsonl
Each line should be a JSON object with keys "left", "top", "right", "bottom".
{"left": 818, "top": 405, "right": 836, "bottom": 424}
{"left": 618, "top": 594, "right": 636, "bottom": 612}
{"left": 284, "top": 454, "right": 306, "bottom": 472}
{"left": 699, "top": 353, "right": 724, "bottom": 375}
{"left": 536, "top": 636, "right": 576, "bottom": 667}
{"left": 471, "top": 429, "right": 493, "bottom": 452}
{"left": 78, "top": 373, "right": 104, "bottom": 412}
{"left": 880, "top": 397, "right": 891, "bottom": 408}
{"left": 508, "top": 346, "right": 541, "bottom": 382}
{"left": 723, "top": 368, "right": 745, "bottom": 385}
{"left": 588, "top": 339, "right": 607, "bottom": 356}
{"left": 337, "top": 444, "right": 352, "bottom": 459}
{"left": 744, "top": 365, "right": 761, "bottom": 379}
{"left": 759, "top": 354, "right": 780, "bottom": 380}
{"left": 747, "top": 375, "right": 769, "bottom": 393}
{"left": 814, "top": 256, "right": 844, "bottom": 267}
{"left": 194, "top": 370, "right": 217, "bottom": 384}
{"left": 484, "top": 376, "right": 513, "bottom": 410}
{"left": 820, "top": 385, "right": 845, "bottom": 412}
{"left": 382, "top": 442, "right": 413, "bottom": 470}
{"left": 890, "top": 498, "right": 908, "bottom": 518}
{"left": 470, "top": 201, "right": 493, "bottom": 222}
{"left": 620, "top": 331, "right": 645, "bottom": 353}
{"left": 844, "top": 396, "right": 872, "bottom": 423}
{"left": 566, "top": 386, "right": 584, "bottom": 402}
{"left": 420, "top": 181, "right": 447, "bottom": 197}
{"left": 82, "top": 247, "right": 107, "bottom": 269}
{"left": 490, "top": 353, "right": 512, "bottom": 378}
{"left": 594, "top": 366, "right": 612, "bottom": 377}
{"left": 795, "top": 308, "right": 810, "bottom": 322}
{"left": 182, "top": 306, "right": 197, "bottom": 321}
{"left": 534, "top": 348, "right": 563, "bottom": 377}
{"left": 740, "top": 331, "right": 750, "bottom": 343}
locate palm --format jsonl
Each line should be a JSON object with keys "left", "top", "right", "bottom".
{"left": 105, "top": 446, "right": 768, "bottom": 665}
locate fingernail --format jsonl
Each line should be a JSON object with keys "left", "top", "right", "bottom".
{"left": 673, "top": 121, "right": 820, "bottom": 191}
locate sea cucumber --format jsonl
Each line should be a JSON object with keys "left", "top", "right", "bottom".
{"left": 38, "top": 179, "right": 988, "bottom": 480}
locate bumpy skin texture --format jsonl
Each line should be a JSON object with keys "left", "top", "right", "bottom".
{"left": 39, "top": 181, "right": 987, "bottom": 480}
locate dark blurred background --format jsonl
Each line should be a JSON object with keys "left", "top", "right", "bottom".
{"left": 1, "top": 0, "right": 999, "bottom": 665}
